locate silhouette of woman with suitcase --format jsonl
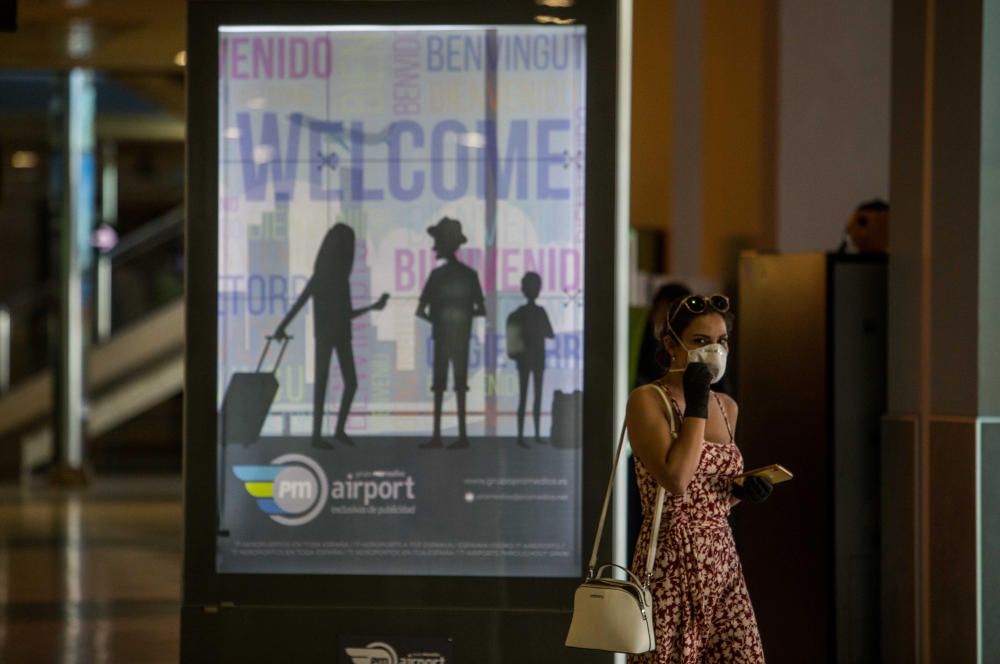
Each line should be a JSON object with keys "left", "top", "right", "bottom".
{"left": 274, "top": 223, "right": 388, "bottom": 449}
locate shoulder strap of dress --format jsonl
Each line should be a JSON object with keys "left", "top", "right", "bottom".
{"left": 713, "top": 392, "right": 734, "bottom": 443}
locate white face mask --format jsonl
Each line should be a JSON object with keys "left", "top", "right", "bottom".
{"left": 669, "top": 339, "right": 728, "bottom": 384}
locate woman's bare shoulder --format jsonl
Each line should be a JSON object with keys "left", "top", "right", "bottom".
{"left": 627, "top": 384, "right": 668, "bottom": 415}
{"left": 714, "top": 391, "right": 739, "bottom": 418}
{"left": 714, "top": 391, "right": 737, "bottom": 407}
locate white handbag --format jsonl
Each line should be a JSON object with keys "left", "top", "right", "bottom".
{"left": 565, "top": 386, "right": 677, "bottom": 654}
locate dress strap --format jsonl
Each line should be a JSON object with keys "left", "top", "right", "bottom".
{"left": 714, "top": 392, "right": 734, "bottom": 443}
{"left": 658, "top": 383, "right": 684, "bottom": 422}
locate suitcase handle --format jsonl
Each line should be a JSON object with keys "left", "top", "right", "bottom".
{"left": 257, "top": 335, "right": 292, "bottom": 373}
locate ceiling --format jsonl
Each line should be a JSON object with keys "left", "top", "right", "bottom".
{"left": 0, "top": 0, "right": 185, "bottom": 72}
{"left": 0, "top": 0, "right": 187, "bottom": 133}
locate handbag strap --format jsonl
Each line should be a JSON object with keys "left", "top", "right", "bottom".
{"left": 587, "top": 384, "right": 679, "bottom": 587}
{"left": 645, "top": 385, "right": 677, "bottom": 584}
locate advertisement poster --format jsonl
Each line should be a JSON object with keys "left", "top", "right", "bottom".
{"left": 216, "top": 25, "right": 587, "bottom": 576}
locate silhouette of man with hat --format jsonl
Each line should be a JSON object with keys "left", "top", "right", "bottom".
{"left": 416, "top": 217, "right": 485, "bottom": 449}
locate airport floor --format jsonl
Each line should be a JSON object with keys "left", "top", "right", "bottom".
{"left": 0, "top": 476, "right": 182, "bottom": 664}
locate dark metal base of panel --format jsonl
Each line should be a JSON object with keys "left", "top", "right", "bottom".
{"left": 181, "top": 605, "right": 612, "bottom": 663}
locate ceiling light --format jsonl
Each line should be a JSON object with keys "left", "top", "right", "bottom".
{"left": 67, "top": 19, "right": 94, "bottom": 59}
{"left": 174, "top": 50, "right": 187, "bottom": 67}
{"left": 535, "top": 0, "right": 575, "bottom": 6}
{"left": 459, "top": 132, "right": 486, "bottom": 148}
{"left": 11, "top": 151, "right": 39, "bottom": 169}
{"left": 253, "top": 145, "right": 274, "bottom": 164}
{"left": 534, "top": 15, "right": 576, "bottom": 25}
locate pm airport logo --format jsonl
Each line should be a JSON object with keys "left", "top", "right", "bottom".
{"left": 344, "top": 641, "right": 446, "bottom": 664}
{"left": 233, "top": 454, "right": 329, "bottom": 526}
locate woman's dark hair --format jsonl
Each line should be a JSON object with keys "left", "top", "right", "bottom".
{"left": 654, "top": 296, "right": 735, "bottom": 370}
{"left": 649, "top": 282, "right": 692, "bottom": 339}
{"left": 314, "top": 223, "right": 355, "bottom": 279}
{"left": 856, "top": 198, "right": 889, "bottom": 213}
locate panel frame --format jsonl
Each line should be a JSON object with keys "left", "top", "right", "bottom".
{"left": 184, "top": 0, "right": 618, "bottom": 614}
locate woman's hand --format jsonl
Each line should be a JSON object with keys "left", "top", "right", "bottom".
{"left": 732, "top": 475, "right": 772, "bottom": 503}
{"left": 682, "top": 362, "right": 713, "bottom": 419}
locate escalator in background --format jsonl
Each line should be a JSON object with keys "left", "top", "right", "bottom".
{"left": 0, "top": 206, "right": 185, "bottom": 479}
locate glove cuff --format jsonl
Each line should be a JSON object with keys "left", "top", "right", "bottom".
{"left": 684, "top": 397, "right": 709, "bottom": 419}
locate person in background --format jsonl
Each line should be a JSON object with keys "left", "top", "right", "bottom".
{"left": 837, "top": 198, "right": 889, "bottom": 254}
{"left": 626, "top": 293, "right": 771, "bottom": 663}
{"left": 634, "top": 282, "right": 692, "bottom": 388}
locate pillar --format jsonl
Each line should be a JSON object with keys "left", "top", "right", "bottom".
{"left": 50, "top": 68, "right": 96, "bottom": 482}
{"left": 884, "top": 0, "right": 1000, "bottom": 661}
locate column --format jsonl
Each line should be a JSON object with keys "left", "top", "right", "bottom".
{"left": 50, "top": 68, "right": 96, "bottom": 483}
{"left": 668, "top": 0, "right": 701, "bottom": 277}
{"left": 885, "top": 1, "right": 1000, "bottom": 661}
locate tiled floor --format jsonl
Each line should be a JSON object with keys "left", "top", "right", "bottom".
{"left": 0, "top": 476, "right": 182, "bottom": 663}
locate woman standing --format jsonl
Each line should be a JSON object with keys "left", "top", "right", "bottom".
{"left": 273, "top": 223, "right": 388, "bottom": 449}
{"left": 626, "top": 294, "right": 771, "bottom": 663}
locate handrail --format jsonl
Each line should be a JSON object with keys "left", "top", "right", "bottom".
{"left": 0, "top": 204, "right": 184, "bottom": 389}
{"left": 0, "top": 299, "right": 185, "bottom": 435}
{"left": 0, "top": 204, "right": 184, "bottom": 312}
{"left": 109, "top": 205, "right": 183, "bottom": 261}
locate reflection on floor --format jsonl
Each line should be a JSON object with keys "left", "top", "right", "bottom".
{"left": 0, "top": 476, "right": 181, "bottom": 664}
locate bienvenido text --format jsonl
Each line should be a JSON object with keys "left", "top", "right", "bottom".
{"left": 426, "top": 32, "right": 585, "bottom": 73}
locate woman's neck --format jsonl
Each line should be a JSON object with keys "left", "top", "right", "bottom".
{"left": 659, "top": 369, "right": 684, "bottom": 395}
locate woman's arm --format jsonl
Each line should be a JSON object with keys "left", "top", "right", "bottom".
{"left": 274, "top": 278, "right": 313, "bottom": 337}
{"left": 626, "top": 385, "right": 706, "bottom": 495}
{"left": 351, "top": 293, "right": 390, "bottom": 319}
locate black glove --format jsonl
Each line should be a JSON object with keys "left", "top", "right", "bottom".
{"left": 682, "top": 361, "right": 713, "bottom": 419}
{"left": 732, "top": 475, "right": 773, "bottom": 503}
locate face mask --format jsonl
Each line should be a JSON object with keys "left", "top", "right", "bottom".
{"left": 669, "top": 339, "right": 728, "bottom": 384}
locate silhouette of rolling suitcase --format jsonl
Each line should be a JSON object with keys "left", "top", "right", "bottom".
{"left": 220, "top": 335, "right": 290, "bottom": 446}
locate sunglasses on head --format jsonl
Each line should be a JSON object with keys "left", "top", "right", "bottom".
{"left": 669, "top": 294, "right": 730, "bottom": 323}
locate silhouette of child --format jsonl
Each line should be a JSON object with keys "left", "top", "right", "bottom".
{"left": 507, "top": 272, "right": 555, "bottom": 446}
{"left": 416, "top": 217, "right": 485, "bottom": 449}
{"left": 273, "top": 223, "right": 388, "bottom": 450}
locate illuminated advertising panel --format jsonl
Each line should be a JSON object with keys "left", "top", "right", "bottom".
{"left": 216, "top": 25, "right": 586, "bottom": 576}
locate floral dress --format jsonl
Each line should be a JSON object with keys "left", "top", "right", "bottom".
{"left": 628, "top": 384, "right": 765, "bottom": 664}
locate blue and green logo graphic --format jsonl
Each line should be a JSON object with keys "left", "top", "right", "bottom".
{"left": 233, "top": 453, "right": 328, "bottom": 526}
